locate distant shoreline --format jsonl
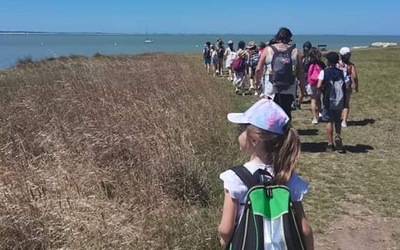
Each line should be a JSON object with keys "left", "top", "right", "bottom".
{"left": 1, "top": 31, "right": 400, "bottom": 36}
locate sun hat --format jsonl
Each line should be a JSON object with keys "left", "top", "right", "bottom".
{"left": 227, "top": 99, "right": 290, "bottom": 135}
{"left": 339, "top": 47, "right": 351, "bottom": 55}
{"left": 227, "top": 40, "right": 233, "bottom": 45}
{"left": 246, "top": 41, "right": 257, "bottom": 49}
{"left": 324, "top": 51, "right": 340, "bottom": 64}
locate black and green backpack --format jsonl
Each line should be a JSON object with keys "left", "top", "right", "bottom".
{"left": 228, "top": 165, "right": 305, "bottom": 250}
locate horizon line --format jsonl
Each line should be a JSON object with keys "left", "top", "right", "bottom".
{"left": 1, "top": 31, "right": 400, "bottom": 36}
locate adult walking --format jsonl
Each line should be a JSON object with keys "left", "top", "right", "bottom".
{"left": 256, "top": 27, "right": 305, "bottom": 119}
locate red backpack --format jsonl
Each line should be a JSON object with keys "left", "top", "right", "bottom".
{"left": 307, "top": 63, "right": 322, "bottom": 86}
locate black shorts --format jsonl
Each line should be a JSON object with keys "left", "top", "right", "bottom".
{"left": 328, "top": 109, "right": 342, "bottom": 123}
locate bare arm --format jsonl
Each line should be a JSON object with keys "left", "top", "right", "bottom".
{"left": 255, "top": 48, "right": 268, "bottom": 85}
{"left": 296, "top": 52, "right": 305, "bottom": 87}
{"left": 218, "top": 190, "right": 238, "bottom": 248}
{"left": 293, "top": 201, "right": 314, "bottom": 250}
{"left": 349, "top": 64, "right": 358, "bottom": 92}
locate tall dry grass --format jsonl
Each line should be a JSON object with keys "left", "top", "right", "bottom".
{"left": 0, "top": 54, "right": 235, "bottom": 249}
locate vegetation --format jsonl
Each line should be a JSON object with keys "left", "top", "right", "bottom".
{"left": 0, "top": 47, "right": 399, "bottom": 249}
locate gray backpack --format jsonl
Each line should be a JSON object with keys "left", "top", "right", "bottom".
{"left": 269, "top": 45, "right": 296, "bottom": 92}
{"left": 325, "top": 68, "right": 345, "bottom": 110}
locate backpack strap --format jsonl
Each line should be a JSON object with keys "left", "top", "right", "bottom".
{"left": 270, "top": 44, "right": 295, "bottom": 54}
{"left": 270, "top": 45, "right": 279, "bottom": 54}
{"left": 230, "top": 165, "right": 260, "bottom": 189}
{"left": 231, "top": 165, "right": 268, "bottom": 189}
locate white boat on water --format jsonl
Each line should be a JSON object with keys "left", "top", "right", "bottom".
{"left": 144, "top": 39, "right": 154, "bottom": 43}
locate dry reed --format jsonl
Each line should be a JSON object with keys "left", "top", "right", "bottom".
{"left": 0, "top": 53, "right": 234, "bottom": 249}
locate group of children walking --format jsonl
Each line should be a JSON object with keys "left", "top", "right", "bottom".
{"left": 203, "top": 38, "right": 358, "bottom": 153}
{"left": 303, "top": 43, "right": 358, "bottom": 152}
{"left": 203, "top": 38, "right": 266, "bottom": 96}
{"left": 209, "top": 27, "right": 359, "bottom": 249}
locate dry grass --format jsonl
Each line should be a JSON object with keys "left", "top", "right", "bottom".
{"left": 0, "top": 54, "right": 235, "bottom": 249}
{"left": 2, "top": 47, "right": 400, "bottom": 249}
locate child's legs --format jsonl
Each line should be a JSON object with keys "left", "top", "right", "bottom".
{"left": 310, "top": 98, "right": 317, "bottom": 119}
{"left": 326, "top": 122, "right": 334, "bottom": 144}
{"left": 235, "top": 72, "right": 246, "bottom": 90}
{"left": 331, "top": 110, "right": 342, "bottom": 135}
{"left": 307, "top": 85, "right": 318, "bottom": 118}
{"left": 342, "top": 89, "right": 352, "bottom": 121}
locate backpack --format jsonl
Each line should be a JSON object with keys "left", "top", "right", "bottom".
{"left": 269, "top": 45, "right": 296, "bottom": 92}
{"left": 307, "top": 63, "right": 322, "bottom": 86}
{"left": 218, "top": 46, "right": 225, "bottom": 59}
{"left": 248, "top": 52, "right": 260, "bottom": 69}
{"left": 204, "top": 46, "right": 211, "bottom": 59}
{"left": 228, "top": 166, "right": 305, "bottom": 250}
{"left": 324, "top": 68, "right": 345, "bottom": 110}
{"left": 232, "top": 57, "right": 246, "bottom": 72}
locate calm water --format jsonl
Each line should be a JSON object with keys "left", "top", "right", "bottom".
{"left": 1, "top": 34, "right": 400, "bottom": 68}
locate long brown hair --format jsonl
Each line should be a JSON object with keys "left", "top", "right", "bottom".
{"left": 247, "top": 125, "right": 300, "bottom": 184}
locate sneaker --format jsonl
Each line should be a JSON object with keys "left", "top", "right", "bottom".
{"left": 235, "top": 88, "right": 240, "bottom": 94}
{"left": 326, "top": 144, "right": 335, "bottom": 152}
{"left": 254, "top": 91, "right": 259, "bottom": 96}
{"left": 341, "top": 121, "right": 348, "bottom": 128}
{"left": 334, "top": 135, "right": 346, "bottom": 154}
{"left": 311, "top": 118, "right": 319, "bottom": 124}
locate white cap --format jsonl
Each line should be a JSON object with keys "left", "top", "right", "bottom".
{"left": 227, "top": 99, "right": 290, "bottom": 135}
{"left": 339, "top": 47, "right": 351, "bottom": 55}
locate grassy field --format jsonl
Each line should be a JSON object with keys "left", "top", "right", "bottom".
{"left": 0, "top": 47, "right": 399, "bottom": 249}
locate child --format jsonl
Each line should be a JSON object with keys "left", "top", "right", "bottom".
{"left": 338, "top": 47, "right": 358, "bottom": 128}
{"left": 317, "top": 52, "right": 346, "bottom": 153}
{"left": 203, "top": 41, "right": 212, "bottom": 74}
{"left": 210, "top": 44, "right": 219, "bottom": 77}
{"left": 218, "top": 99, "right": 314, "bottom": 249}
{"left": 247, "top": 41, "right": 260, "bottom": 95}
{"left": 224, "top": 40, "right": 236, "bottom": 81}
{"left": 306, "top": 48, "right": 326, "bottom": 124}
{"left": 233, "top": 41, "right": 248, "bottom": 95}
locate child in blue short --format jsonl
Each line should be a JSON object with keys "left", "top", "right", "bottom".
{"left": 317, "top": 51, "right": 347, "bottom": 153}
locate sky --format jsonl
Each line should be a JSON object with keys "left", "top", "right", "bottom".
{"left": 0, "top": 0, "right": 399, "bottom": 35}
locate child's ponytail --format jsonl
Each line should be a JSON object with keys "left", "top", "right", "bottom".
{"left": 273, "top": 128, "right": 301, "bottom": 184}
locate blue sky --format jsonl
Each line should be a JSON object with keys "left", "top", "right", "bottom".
{"left": 0, "top": 0, "right": 399, "bottom": 35}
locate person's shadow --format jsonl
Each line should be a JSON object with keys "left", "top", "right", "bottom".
{"left": 297, "top": 129, "right": 318, "bottom": 136}
{"left": 345, "top": 144, "right": 374, "bottom": 153}
{"left": 301, "top": 142, "right": 327, "bottom": 152}
{"left": 301, "top": 143, "right": 374, "bottom": 153}
{"left": 347, "top": 118, "right": 375, "bottom": 127}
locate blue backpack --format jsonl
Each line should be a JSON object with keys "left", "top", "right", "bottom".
{"left": 249, "top": 52, "right": 260, "bottom": 68}
{"left": 204, "top": 46, "right": 211, "bottom": 59}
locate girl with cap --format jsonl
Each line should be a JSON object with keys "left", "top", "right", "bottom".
{"left": 217, "top": 99, "right": 314, "bottom": 249}
{"left": 338, "top": 47, "right": 358, "bottom": 128}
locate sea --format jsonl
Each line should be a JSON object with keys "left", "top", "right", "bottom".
{"left": 1, "top": 33, "right": 400, "bottom": 68}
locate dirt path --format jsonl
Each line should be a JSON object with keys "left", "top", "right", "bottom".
{"left": 315, "top": 200, "right": 400, "bottom": 250}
